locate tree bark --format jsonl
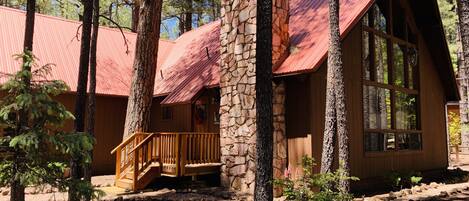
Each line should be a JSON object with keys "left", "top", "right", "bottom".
{"left": 329, "top": 0, "right": 350, "bottom": 192}
{"left": 254, "top": 0, "right": 273, "bottom": 201}
{"left": 131, "top": 1, "right": 139, "bottom": 33}
{"left": 83, "top": 0, "right": 99, "bottom": 188}
{"left": 69, "top": 0, "right": 93, "bottom": 200}
{"left": 184, "top": 0, "right": 192, "bottom": 32}
{"left": 457, "top": 0, "right": 469, "bottom": 150}
{"left": 123, "top": 0, "right": 162, "bottom": 139}
{"left": 320, "top": 64, "right": 337, "bottom": 175}
{"left": 11, "top": 1, "right": 36, "bottom": 200}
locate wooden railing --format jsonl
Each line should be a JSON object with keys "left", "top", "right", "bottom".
{"left": 111, "top": 132, "right": 221, "bottom": 190}
{"left": 110, "top": 132, "right": 148, "bottom": 180}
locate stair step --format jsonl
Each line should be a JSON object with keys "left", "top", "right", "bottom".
{"left": 115, "top": 178, "right": 133, "bottom": 190}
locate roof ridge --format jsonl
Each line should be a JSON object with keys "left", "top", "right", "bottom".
{"left": 174, "top": 20, "right": 221, "bottom": 42}
{"left": 0, "top": 5, "right": 176, "bottom": 44}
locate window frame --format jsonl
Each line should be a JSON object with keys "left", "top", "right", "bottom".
{"left": 361, "top": 1, "right": 422, "bottom": 155}
{"left": 162, "top": 106, "right": 173, "bottom": 121}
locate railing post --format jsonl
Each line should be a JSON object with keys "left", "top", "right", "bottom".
{"left": 133, "top": 149, "right": 138, "bottom": 191}
{"left": 116, "top": 147, "right": 121, "bottom": 180}
{"left": 175, "top": 134, "right": 181, "bottom": 177}
{"left": 180, "top": 134, "right": 187, "bottom": 176}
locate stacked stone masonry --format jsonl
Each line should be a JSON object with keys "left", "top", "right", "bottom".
{"left": 219, "top": 0, "right": 289, "bottom": 197}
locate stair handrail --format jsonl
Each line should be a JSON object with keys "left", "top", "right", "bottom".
{"left": 128, "top": 133, "right": 157, "bottom": 154}
{"left": 110, "top": 132, "right": 149, "bottom": 154}
{"left": 130, "top": 133, "right": 160, "bottom": 190}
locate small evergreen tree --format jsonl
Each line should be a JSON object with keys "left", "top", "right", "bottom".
{"left": 0, "top": 52, "right": 99, "bottom": 200}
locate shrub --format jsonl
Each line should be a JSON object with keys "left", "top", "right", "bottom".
{"left": 274, "top": 156, "right": 358, "bottom": 201}
{"left": 0, "top": 52, "right": 100, "bottom": 200}
{"left": 448, "top": 111, "right": 461, "bottom": 146}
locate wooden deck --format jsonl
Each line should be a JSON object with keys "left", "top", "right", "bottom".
{"left": 111, "top": 132, "right": 221, "bottom": 191}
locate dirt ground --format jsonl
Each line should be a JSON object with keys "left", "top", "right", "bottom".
{"left": 3, "top": 154, "right": 469, "bottom": 201}
{"left": 0, "top": 176, "right": 241, "bottom": 201}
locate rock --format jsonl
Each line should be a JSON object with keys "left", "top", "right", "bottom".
{"left": 411, "top": 186, "right": 422, "bottom": 194}
{"left": 388, "top": 192, "right": 397, "bottom": 199}
{"left": 430, "top": 182, "right": 439, "bottom": 188}
{"left": 420, "top": 184, "right": 429, "bottom": 190}
{"left": 439, "top": 191, "right": 449, "bottom": 197}
{"left": 403, "top": 189, "right": 412, "bottom": 195}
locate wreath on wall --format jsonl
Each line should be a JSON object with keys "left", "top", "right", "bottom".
{"left": 195, "top": 105, "right": 207, "bottom": 125}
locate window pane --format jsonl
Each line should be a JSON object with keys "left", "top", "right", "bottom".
{"left": 362, "top": 12, "right": 370, "bottom": 27}
{"left": 363, "top": 31, "right": 371, "bottom": 80}
{"left": 372, "top": 4, "right": 387, "bottom": 33}
{"left": 363, "top": 86, "right": 392, "bottom": 129}
{"left": 395, "top": 92, "right": 418, "bottom": 130}
{"left": 375, "top": 36, "right": 388, "bottom": 84}
{"left": 408, "top": 48, "right": 418, "bottom": 89}
{"left": 393, "top": 44, "right": 405, "bottom": 87}
{"left": 365, "top": 133, "right": 395, "bottom": 152}
{"left": 397, "top": 133, "right": 421, "bottom": 150}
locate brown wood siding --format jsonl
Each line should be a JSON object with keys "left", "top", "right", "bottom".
{"left": 150, "top": 97, "right": 192, "bottom": 132}
{"left": 285, "top": 21, "right": 450, "bottom": 181}
{"left": 55, "top": 94, "right": 128, "bottom": 175}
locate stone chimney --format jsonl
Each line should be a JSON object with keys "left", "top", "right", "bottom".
{"left": 219, "top": 0, "right": 289, "bottom": 197}
{"left": 273, "top": 0, "right": 290, "bottom": 66}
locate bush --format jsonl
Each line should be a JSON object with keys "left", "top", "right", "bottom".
{"left": 448, "top": 111, "right": 461, "bottom": 146}
{"left": 0, "top": 52, "right": 100, "bottom": 200}
{"left": 386, "top": 171, "right": 422, "bottom": 190}
{"left": 274, "top": 156, "right": 358, "bottom": 201}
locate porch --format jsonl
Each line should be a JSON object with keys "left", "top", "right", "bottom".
{"left": 111, "top": 132, "right": 221, "bottom": 191}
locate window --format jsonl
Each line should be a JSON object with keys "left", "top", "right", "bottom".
{"left": 362, "top": 1, "right": 421, "bottom": 153}
{"left": 162, "top": 107, "right": 173, "bottom": 120}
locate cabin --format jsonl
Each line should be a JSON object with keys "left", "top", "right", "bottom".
{"left": 0, "top": 0, "right": 459, "bottom": 194}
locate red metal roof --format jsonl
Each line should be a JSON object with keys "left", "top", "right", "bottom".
{"left": 0, "top": 6, "right": 174, "bottom": 97}
{"left": 275, "top": 0, "right": 373, "bottom": 74}
{"left": 1, "top": 0, "right": 373, "bottom": 103}
{"left": 156, "top": 0, "right": 373, "bottom": 104}
{"left": 154, "top": 22, "right": 220, "bottom": 105}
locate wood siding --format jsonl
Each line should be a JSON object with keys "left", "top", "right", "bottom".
{"left": 285, "top": 20, "right": 449, "bottom": 181}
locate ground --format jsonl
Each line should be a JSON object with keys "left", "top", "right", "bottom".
{"left": 0, "top": 176, "right": 244, "bottom": 201}
{"left": 2, "top": 154, "right": 469, "bottom": 201}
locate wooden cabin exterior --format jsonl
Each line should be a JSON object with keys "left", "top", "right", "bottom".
{"left": 281, "top": 0, "right": 459, "bottom": 188}
{"left": 0, "top": 0, "right": 460, "bottom": 192}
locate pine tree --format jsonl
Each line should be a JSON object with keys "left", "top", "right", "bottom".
{"left": 329, "top": 0, "right": 350, "bottom": 192}
{"left": 69, "top": 0, "right": 93, "bottom": 200}
{"left": 254, "top": 0, "right": 273, "bottom": 200}
{"left": 457, "top": 0, "right": 469, "bottom": 151}
{"left": 83, "top": 0, "right": 99, "bottom": 190}
{"left": 123, "top": 0, "right": 163, "bottom": 139}
{"left": 320, "top": 0, "right": 350, "bottom": 193}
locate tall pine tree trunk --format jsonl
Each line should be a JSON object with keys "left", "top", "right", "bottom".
{"left": 69, "top": 1, "right": 93, "bottom": 200}
{"left": 457, "top": 0, "right": 469, "bottom": 150}
{"left": 329, "top": 0, "right": 350, "bottom": 192}
{"left": 11, "top": 1, "right": 36, "bottom": 201}
{"left": 131, "top": 1, "right": 139, "bottom": 33}
{"left": 83, "top": 0, "right": 99, "bottom": 187}
{"left": 184, "top": 0, "right": 192, "bottom": 32}
{"left": 254, "top": 0, "right": 273, "bottom": 200}
{"left": 123, "top": 0, "right": 162, "bottom": 139}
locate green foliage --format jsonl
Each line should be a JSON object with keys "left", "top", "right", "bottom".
{"left": 274, "top": 156, "right": 358, "bottom": 201}
{"left": 410, "top": 176, "right": 423, "bottom": 185}
{"left": 448, "top": 111, "right": 462, "bottom": 146}
{"left": 437, "top": 0, "right": 459, "bottom": 70}
{"left": 386, "top": 171, "right": 423, "bottom": 190}
{"left": 0, "top": 51, "right": 99, "bottom": 199}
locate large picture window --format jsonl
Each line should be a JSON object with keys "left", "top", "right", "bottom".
{"left": 362, "top": 1, "right": 421, "bottom": 153}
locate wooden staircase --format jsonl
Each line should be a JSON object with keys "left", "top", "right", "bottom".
{"left": 111, "top": 132, "right": 221, "bottom": 191}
